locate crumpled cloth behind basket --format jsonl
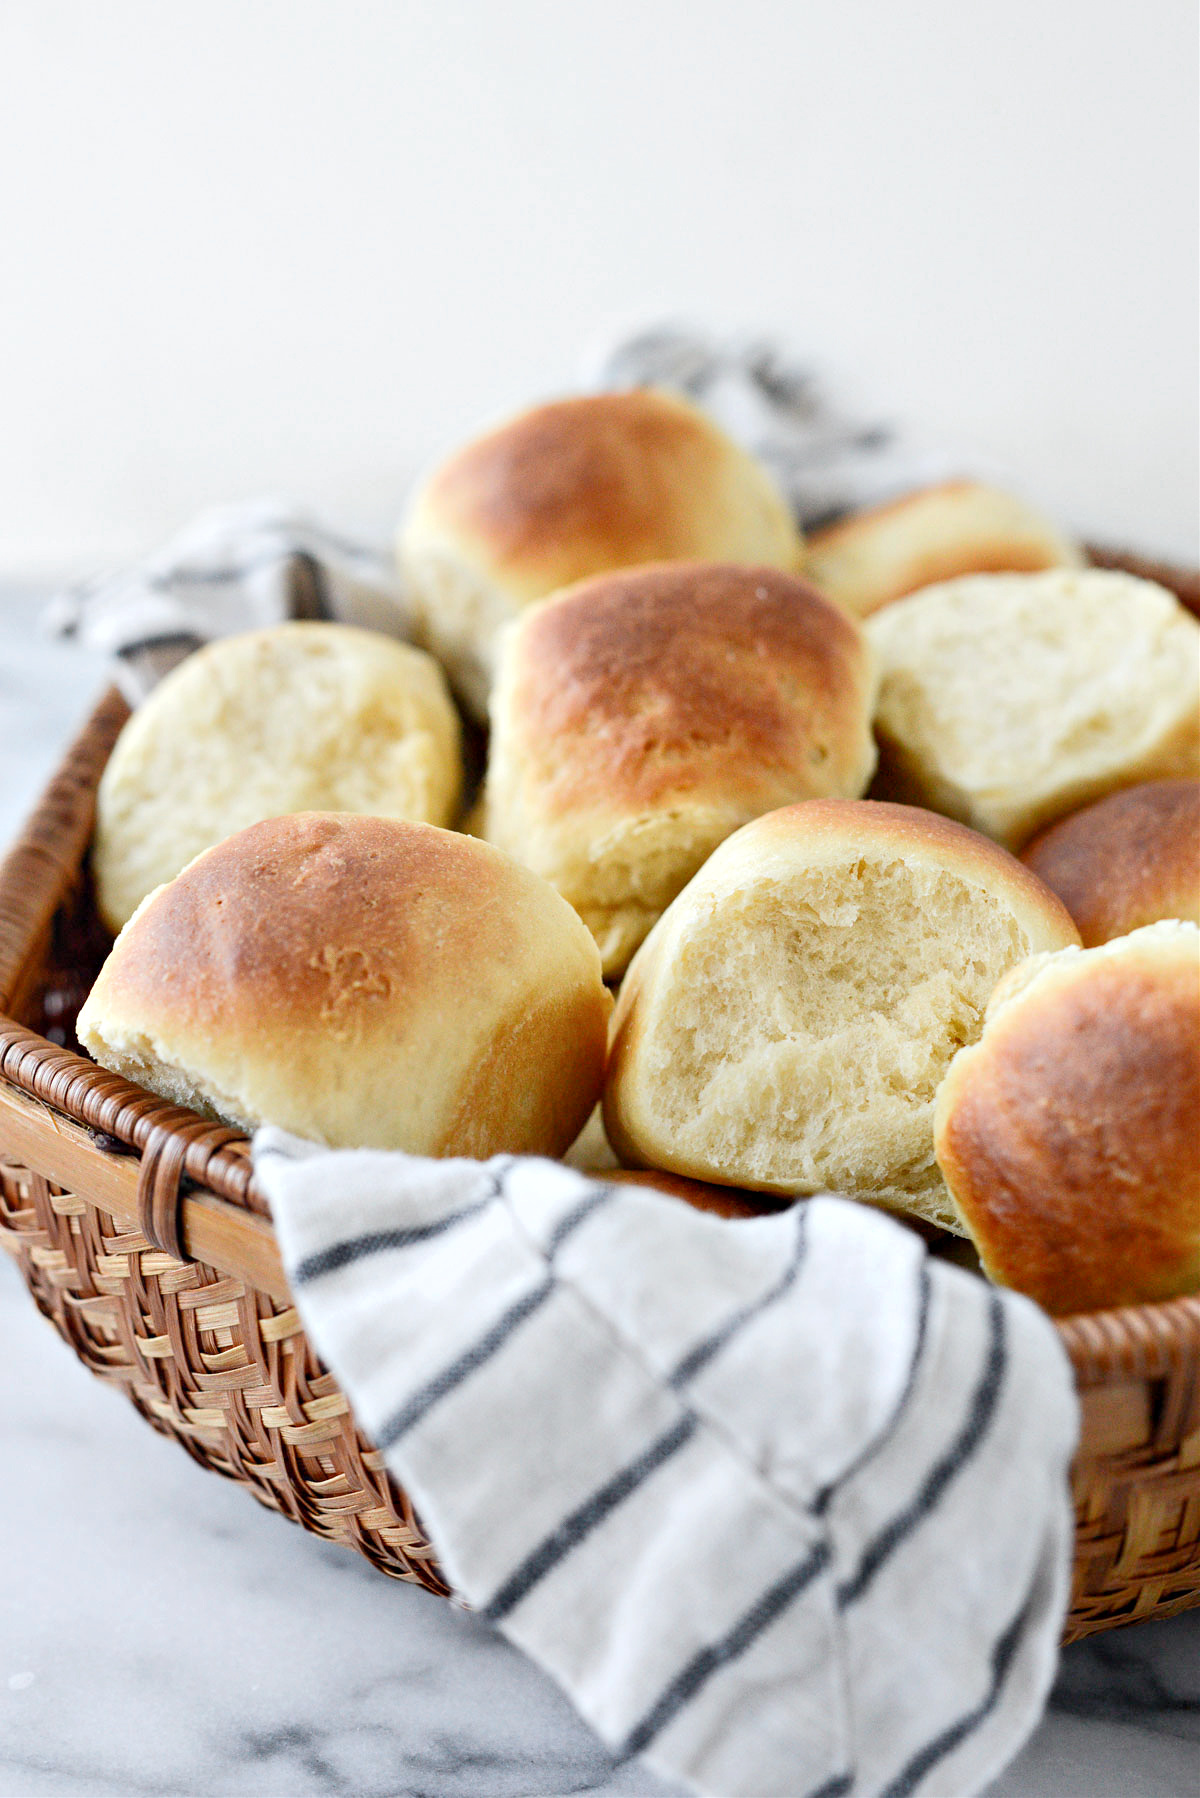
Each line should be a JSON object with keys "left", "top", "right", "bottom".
{"left": 254, "top": 1128, "right": 1078, "bottom": 1798}
{"left": 586, "top": 322, "right": 975, "bottom": 532}
{"left": 44, "top": 498, "right": 410, "bottom": 703}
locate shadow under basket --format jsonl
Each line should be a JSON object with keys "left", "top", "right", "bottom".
{"left": 2, "top": 555, "right": 1199, "bottom": 1641}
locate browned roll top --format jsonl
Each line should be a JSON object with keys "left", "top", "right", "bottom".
{"left": 934, "top": 925, "right": 1200, "bottom": 1314}
{"left": 78, "top": 812, "right": 611, "bottom": 1160}
{"left": 509, "top": 561, "right": 872, "bottom": 813}
{"left": 1020, "top": 779, "right": 1200, "bottom": 946}
{"left": 420, "top": 390, "right": 796, "bottom": 578}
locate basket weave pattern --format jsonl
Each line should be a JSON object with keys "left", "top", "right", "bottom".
{"left": 1, "top": 615, "right": 1198, "bottom": 1639}
{"left": 0, "top": 1152, "right": 446, "bottom": 1591}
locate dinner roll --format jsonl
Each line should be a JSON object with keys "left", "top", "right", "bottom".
{"left": 398, "top": 389, "right": 804, "bottom": 718}
{"left": 588, "top": 1167, "right": 784, "bottom": 1220}
{"left": 1086, "top": 545, "right": 1200, "bottom": 619}
{"left": 93, "top": 623, "right": 463, "bottom": 933}
{"left": 1020, "top": 779, "right": 1200, "bottom": 945}
{"left": 603, "top": 800, "right": 1080, "bottom": 1231}
{"left": 868, "top": 570, "right": 1200, "bottom": 850}
{"left": 79, "top": 813, "right": 610, "bottom": 1158}
{"left": 934, "top": 922, "right": 1200, "bottom": 1314}
{"left": 483, "top": 562, "right": 878, "bottom": 977}
{"left": 804, "top": 480, "right": 1083, "bottom": 618}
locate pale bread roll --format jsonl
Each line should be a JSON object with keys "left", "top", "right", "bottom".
{"left": 868, "top": 569, "right": 1200, "bottom": 850}
{"left": 1020, "top": 779, "right": 1200, "bottom": 945}
{"left": 93, "top": 623, "right": 463, "bottom": 933}
{"left": 603, "top": 800, "right": 1080, "bottom": 1231}
{"left": 79, "top": 813, "right": 611, "bottom": 1158}
{"left": 398, "top": 389, "right": 804, "bottom": 718}
{"left": 934, "top": 921, "right": 1200, "bottom": 1314}
{"left": 805, "top": 480, "right": 1083, "bottom": 618}
{"left": 483, "top": 562, "right": 878, "bottom": 977}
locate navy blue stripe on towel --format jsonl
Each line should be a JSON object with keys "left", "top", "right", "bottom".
{"left": 619, "top": 1539, "right": 832, "bottom": 1760}
{"left": 481, "top": 1411, "right": 699, "bottom": 1622}
{"left": 546, "top": 1183, "right": 616, "bottom": 1254}
{"left": 372, "top": 1182, "right": 614, "bottom": 1450}
{"left": 837, "top": 1291, "right": 1007, "bottom": 1608}
{"left": 293, "top": 1197, "right": 494, "bottom": 1283}
{"left": 811, "top": 1260, "right": 932, "bottom": 1517}
{"left": 878, "top": 1568, "right": 1041, "bottom": 1798}
{"left": 802, "top": 1775, "right": 855, "bottom": 1798}
{"left": 668, "top": 1205, "right": 808, "bottom": 1389}
{"left": 376, "top": 1275, "right": 556, "bottom": 1448}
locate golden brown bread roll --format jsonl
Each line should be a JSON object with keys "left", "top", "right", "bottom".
{"left": 585, "top": 1167, "right": 787, "bottom": 1220}
{"left": 868, "top": 569, "right": 1200, "bottom": 849}
{"left": 1019, "top": 779, "right": 1200, "bottom": 945}
{"left": 93, "top": 623, "right": 463, "bottom": 933}
{"left": 934, "top": 922, "right": 1200, "bottom": 1314}
{"left": 603, "top": 799, "right": 1080, "bottom": 1231}
{"left": 804, "top": 480, "right": 1083, "bottom": 618}
{"left": 483, "top": 562, "right": 878, "bottom": 977}
{"left": 79, "top": 813, "right": 611, "bottom": 1158}
{"left": 398, "top": 389, "right": 804, "bottom": 717}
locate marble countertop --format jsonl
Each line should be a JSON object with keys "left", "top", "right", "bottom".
{"left": 1, "top": 587, "right": 1198, "bottom": 1798}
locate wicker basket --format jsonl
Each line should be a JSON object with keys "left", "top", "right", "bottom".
{"left": 2, "top": 552, "right": 1198, "bottom": 1641}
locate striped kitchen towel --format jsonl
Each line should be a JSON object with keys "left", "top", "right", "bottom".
{"left": 44, "top": 499, "right": 409, "bottom": 702}
{"left": 587, "top": 323, "right": 977, "bottom": 531}
{"left": 254, "top": 1129, "right": 1079, "bottom": 1798}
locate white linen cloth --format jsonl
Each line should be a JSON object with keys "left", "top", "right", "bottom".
{"left": 586, "top": 323, "right": 973, "bottom": 530}
{"left": 254, "top": 1128, "right": 1079, "bottom": 1798}
{"left": 44, "top": 499, "right": 408, "bottom": 702}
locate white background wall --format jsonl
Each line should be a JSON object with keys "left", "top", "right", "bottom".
{"left": 1, "top": 0, "right": 1196, "bottom": 577}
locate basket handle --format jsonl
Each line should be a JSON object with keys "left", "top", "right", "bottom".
{"left": 136, "top": 1114, "right": 252, "bottom": 1258}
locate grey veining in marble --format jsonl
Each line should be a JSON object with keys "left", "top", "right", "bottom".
{"left": 2, "top": 587, "right": 1198, "bottom": 1798}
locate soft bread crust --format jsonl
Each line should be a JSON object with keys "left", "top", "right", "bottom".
{"left": 79, "top": 813, "right": 611, "bottom": 1158}
{"left": 484, "top": 562, "right": 879, "bottom": 976}
{"left": 586, "top": 1167, "right": 786, "bottom": 1220}
{"left": 1020, "top": 779, "right": 1200, "bottom": 945}
{"left": 93, "top": 623, "right": 463, "bottom": 933}
{"left": 804, "top": 480, "right": 1083, "bottom": 619}
{"left": 934, "top": 922, "right": 1200, "bottom": 1314}
{"left": 603, "top": 799, "right": 1080, "bottom": 1229}
{"left": 868, "top": 569, "right": 1200, "bottom": 849}
{"left": 398, "top": 389, "right": 804, "bottom": 717}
